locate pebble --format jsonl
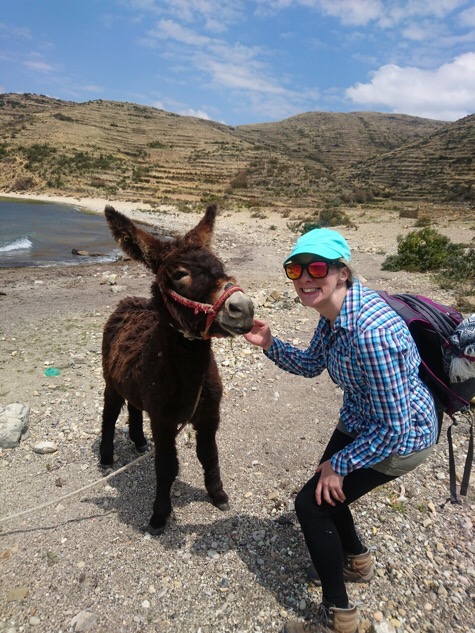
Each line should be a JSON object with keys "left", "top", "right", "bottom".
{"left": 31, "top": 441, "right": 58, "bottom": 454}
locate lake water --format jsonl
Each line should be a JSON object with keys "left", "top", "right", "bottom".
{"left": 0, "top": 199, "right": 122, "bottom": 267}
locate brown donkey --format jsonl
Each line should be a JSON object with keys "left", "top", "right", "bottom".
{"left": 100, "top": 204, "right": 254, "bottom": 534}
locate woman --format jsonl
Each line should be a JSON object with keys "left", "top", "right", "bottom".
{"left": 244, "top": 227, "right": 438, "bottom": 633}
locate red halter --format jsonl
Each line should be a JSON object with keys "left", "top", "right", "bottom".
{"left": 165, "top": 283, "right": 244, "bottom": 339}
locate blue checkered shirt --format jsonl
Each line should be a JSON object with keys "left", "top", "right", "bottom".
{"left": 265, "top": 279, "right": 438, "bottom": 475}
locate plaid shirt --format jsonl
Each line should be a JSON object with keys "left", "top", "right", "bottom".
{"left": 265, "top": 278, "right": 438, "bottom": 475}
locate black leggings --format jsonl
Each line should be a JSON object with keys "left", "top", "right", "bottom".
{"left": 294, "top": 429, "right": 396, "bottom": 608}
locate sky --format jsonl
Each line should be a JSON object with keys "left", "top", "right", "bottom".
{"left": 1, "top": 1, "right": 475, "bottom": 126}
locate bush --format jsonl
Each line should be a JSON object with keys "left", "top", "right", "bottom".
{"left": 12, "top": 175, "right": 35, "bottom": 190}
{"left": 437, "top": 248, "right": 475, "bottom": 291}
{"left": 230, "top": 172, "right": 248, "bottom": 189}
{"left": 289, "top": 207, "right": 354, "bottom": 234}
{"left": 382, "top": 227, "right": 463, "bottom": 273}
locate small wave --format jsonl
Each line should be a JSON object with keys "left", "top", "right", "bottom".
{"left": 0, "top": 237, "right": 33, "bottom": 253}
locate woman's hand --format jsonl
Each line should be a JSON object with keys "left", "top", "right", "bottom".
{"left": 315, "top": 459, "right": 345, "bottom": 506}
{"left": 243, "top": 318, "right": 273, "bottom": 350}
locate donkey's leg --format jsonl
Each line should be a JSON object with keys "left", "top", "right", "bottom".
{"left": 99, "top": 384, "right": 124, "bottom": 466}
{"left": 149, "top": 421, "right": 179, "bottom": 535}
{"left": 127, "top": 403, "right": 148, "bottom": 453}
{"left": 193, "top": 379, "right": 229, "bottom": 511}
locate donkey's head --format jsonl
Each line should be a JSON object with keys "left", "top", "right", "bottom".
{"left": 105, "top": 204, "right": 254, "bottom": 339}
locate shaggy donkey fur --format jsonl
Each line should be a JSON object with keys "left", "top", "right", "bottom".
{"left": 100, "top": 204, "right": 254, "bottom": 534}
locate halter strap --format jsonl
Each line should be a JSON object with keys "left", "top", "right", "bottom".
{"left": 165, "top": 283, "right": 244, "bottom": 339}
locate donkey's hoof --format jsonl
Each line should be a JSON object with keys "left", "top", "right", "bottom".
{"left": 148, "top": 514, "right": 168, "bottom": 535}
{"left": 99, "top": 456, "right": 114, "bottom": 468}
{"left": 147, "top": 523, "right": 166, "bottom": 536}
{"left": 210, "top": 490, "right": 229, "bottom": 511}
{"left": 135, "top": 443, "right": 150, "bottom": 454}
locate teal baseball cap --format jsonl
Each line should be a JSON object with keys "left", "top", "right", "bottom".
{"left": 284, "top": 228, "right": 351, "bottom": 265}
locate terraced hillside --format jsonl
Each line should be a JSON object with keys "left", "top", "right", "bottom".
{"left": 0, "top": 93, "right": 472, "bottom": 209}
{"left": 0, "top": 94, "right": 259, "bottom": 206}
{"left": 346, "top": 114, "right": 475, "bottom": 202}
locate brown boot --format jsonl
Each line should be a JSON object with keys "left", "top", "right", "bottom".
{"left": 307, "top": 547, "right": 374, "bottom": 586}
{"left": 280, "top": 602, "right": 358, "bottom": 633}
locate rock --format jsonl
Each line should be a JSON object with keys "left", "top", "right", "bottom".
{"left": 70, "top": 610, "right": 99, "bottom": 632}
{"left": 31, "top": 441, "right": 58, "bottom": 454}
{"left": 0, "top": 403, "right": 30, "bottom": 448}
{"left": 369, "top": 620, "right": 397, "bottom": 633}
{"left": 6, "top": 586, "right": 29, "bottom": 601}
{"left": 72, "top": 249, "right": 106, "bottom": 257}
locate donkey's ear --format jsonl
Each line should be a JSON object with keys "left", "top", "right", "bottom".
{"left": 183, "top": 204, "right": 217, "bottom": 248}
{"left": 105, "top": 206, "right": 164, "bottom": 271}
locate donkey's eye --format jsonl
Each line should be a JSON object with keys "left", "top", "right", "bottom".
{"left": 171, "top": 269, "right": 189, "bottom": 281}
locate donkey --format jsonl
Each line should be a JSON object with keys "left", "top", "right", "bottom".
{"left": 100, "top": 204, "right": 254, "bottom": 534}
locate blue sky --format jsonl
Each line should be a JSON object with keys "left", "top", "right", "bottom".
{"left": 1, "top": 1, "right": 474, "bottom": 125}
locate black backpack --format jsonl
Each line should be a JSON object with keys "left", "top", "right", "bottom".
{"left": 377, "top": 291, "right": 475, "bottom": 503}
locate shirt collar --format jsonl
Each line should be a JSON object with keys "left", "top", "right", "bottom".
{"left": 333, "top": 278, "right": 363, "bottom": 331}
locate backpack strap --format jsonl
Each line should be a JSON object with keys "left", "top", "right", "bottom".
{"left": 446, "top": 409, "right": 474, "bottom": 503}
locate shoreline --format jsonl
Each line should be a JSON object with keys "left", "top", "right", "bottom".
{"left": 0, "top": 191, "right": 218, "bottom": 242}
{"left": 0, "top": 191, "right": 160, "bottom": 222}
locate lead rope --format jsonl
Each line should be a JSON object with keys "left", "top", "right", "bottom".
{"left": 0, "top": 385, "right": 204, "bottom": 526}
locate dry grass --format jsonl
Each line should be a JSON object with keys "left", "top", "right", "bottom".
{"left": 0, "top": 93, "right": 473, "bottom": 214}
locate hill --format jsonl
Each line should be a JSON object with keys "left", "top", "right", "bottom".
{"left": 346, "top": 113, "right": 475, "bottom": 203}
{"left": 0, "top": 92, "right": 472, "bottom": 211}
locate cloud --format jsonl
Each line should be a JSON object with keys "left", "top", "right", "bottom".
{"left": 346, "top": 52, "right": 475, "bottom": 120}
{"left": 147, "top": 19, "right": 300, "bottom": 96}
{"left": 179, "top": 108, "right": 212, "bottom": 120}
{"left": 23, "top": 59, "right": 57, "bottom": 73}
{"left": 81, "top": 85, "right": 104, "bottom": 93}
{"left": 458, "top": 5, "right": 475, "bottom": 27}
{"left": 124, "top": 0, "right": 242, "bottom": 31}
{"left": 256, "top": 0, "right": 468, "bottom": 27}
{"left": 0, "top": 22, "right": 32, "bottom": 40}
{"left": 148, "top": 19, "right": 211, "bottom": 45}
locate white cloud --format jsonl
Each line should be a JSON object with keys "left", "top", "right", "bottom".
{"left": 81, "top": 84, "right": 104, "bottom": 93}
{"left": 317, "top": 0, "right": 384, "bottom": 26}
{"left": 179, "top": 108, "right": 212, "bottom": 119}
{"left": 458, "top": 5, "right": 475, "bottom": 27}
{"left": 148, "top": 19, "right": 211, "bottom": 45}
{"left": 0, "top": 22, "right": 32, "bottom": 40}
{"left": 23, "top": 59, "right": 56, "bottom": 73}
{"left": 256, "top": 0, "right": 468, "bottom": 27}
{"left": 124, "top": 0, "right": 241, "bottom": 31}
{"left": 346, "top": 52, "right": 475, "bottom": 120}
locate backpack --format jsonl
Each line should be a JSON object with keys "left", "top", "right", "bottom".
{"left": 377, "top": 291, "right": 475, "bottom": 503}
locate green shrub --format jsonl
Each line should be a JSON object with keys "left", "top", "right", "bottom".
{"left": 22, "top": 143, "right": 56, "bottom": 165}
{"left": 382, "top": 227, "right": 463, "bottom": 273}
{"left": 53, "top": 113, "right": 75, "bottom": 123}
{"left": 436, "top": 248, "right": 475, "bottom": 290}
{"left": 289, "top": 207, "right": 354, "bottom": 234}
{"left": 414, "top": 215, "right": 431, "bottom": 227}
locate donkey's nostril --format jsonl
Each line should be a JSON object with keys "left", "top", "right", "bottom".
{"left": 225, "top": 294, "right": 254, "bottom": 321}
{"left": 228, "top": 300, "right": 244, "bottom": 316}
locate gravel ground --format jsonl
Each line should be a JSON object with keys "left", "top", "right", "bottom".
{"left": 1, "top": 205, "right": 474, "bottom": 633}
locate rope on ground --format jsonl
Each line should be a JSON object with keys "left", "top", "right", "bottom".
{"left": 0, "top": 449, "right": 154, "bottom": 525}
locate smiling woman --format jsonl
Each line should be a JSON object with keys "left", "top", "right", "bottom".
{"left": 243, "top": 225, "right": 440, "bottom": 633}
{"left": 0, "top": 199, "right": 120, "bottom": 267}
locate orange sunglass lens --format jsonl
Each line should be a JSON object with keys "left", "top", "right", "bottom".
{"left": 307, "top": 262, "right": 328, "bottom": 278}
{"left": 285, "top": 264, "right": 302, "bottom": 279}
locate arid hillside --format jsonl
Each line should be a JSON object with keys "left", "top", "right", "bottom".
{"left": 0, "top": 93, "right": 473, "bottom": 210}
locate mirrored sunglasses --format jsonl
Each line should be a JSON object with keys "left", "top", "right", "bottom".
{"left": 284, "top": 260, "right": 343, "bottom": 280}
